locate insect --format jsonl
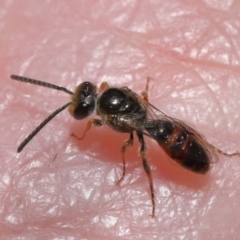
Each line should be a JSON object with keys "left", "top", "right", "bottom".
{"left": 11, "top": 74, "right": 239, "bottom": 217}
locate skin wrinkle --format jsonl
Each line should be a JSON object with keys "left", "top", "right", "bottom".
{"left": 184, "top": 65, "right": 237, "bottom": 130}
{"left": 191, "top": 69, "right": 225, "bottom": 121}
{"left": 1, "top": 0, "right": 240, "bottom": 239}
{"left": 206, "top": 18, "right": 235, "bottom": 64}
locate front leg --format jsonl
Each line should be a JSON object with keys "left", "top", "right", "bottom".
{"left": 116, "top": 132, "right": 134, "bottom": 185}
{"left": 71, "top": 118, "right": 103, "bottom": 140}
{"left": 141, "top": 77, "right": 152, "bottom": 102}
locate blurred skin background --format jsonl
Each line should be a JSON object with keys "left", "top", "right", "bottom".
{"left": 1, "top": 0, "right": 240, "bottom": 239}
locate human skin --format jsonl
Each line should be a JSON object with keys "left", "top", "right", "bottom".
{"left": 1, "top": 0, "right": 240, "bottom": 239}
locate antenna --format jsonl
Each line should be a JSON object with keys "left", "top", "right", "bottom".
{"left": 11, "top": 75, "right": 73, "bottom": 95}
{"left": 17, "top": 102, "right": 72, "bottom": 153}
{"left": 11, "top": 74, "right": 74, "bottom": 152}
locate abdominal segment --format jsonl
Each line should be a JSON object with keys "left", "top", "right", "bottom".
{"left": 145, "top": 120, "right": 210, "bottom": 174}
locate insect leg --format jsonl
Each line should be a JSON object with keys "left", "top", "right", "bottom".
{"left": 99, "top": 81, "right": 109, "bottom": 93}
{"left": 116, "top": 132, "right": 134, "bottom": 185}
{"left": 137, "top": 131, "right": 155, "bottom": 218}
{"left": 209, "top": 143, "right": 240, "bottom": 157}
{"left": 141, "top": 77, "right": 152, "bottom": 102}
{"left": 71, "top": 119, "right": 103, "bottom": 140}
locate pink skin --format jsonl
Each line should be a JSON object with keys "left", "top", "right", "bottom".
{"left": 1, "top": 0, "right": 240, "bottom": 239}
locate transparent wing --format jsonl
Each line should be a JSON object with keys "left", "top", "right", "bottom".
{"left": 128, "top": 92, "right": 220, "bottom": 165}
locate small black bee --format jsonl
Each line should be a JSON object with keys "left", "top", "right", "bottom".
{"left": 11, "top": 75, "right": 239, "bottom": 217}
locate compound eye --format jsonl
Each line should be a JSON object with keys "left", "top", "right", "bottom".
{"left": 72, "top": 97, "right": 95, "bottom": 120}
{"left": 69, "top": 82, "right": 97, "bottom": 120}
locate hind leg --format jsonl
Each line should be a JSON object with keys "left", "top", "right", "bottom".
{"left": 137, "top": 131, "right": 156, "bottom": 218}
